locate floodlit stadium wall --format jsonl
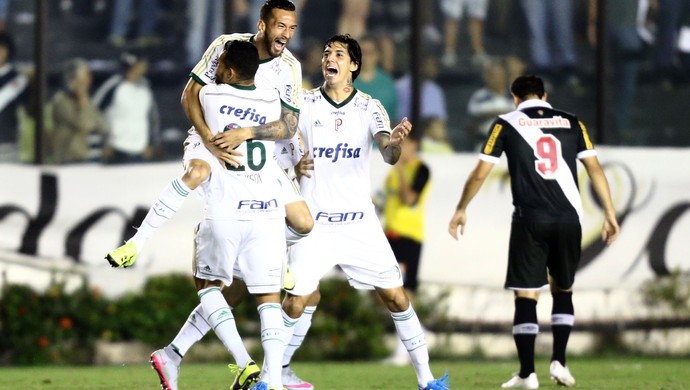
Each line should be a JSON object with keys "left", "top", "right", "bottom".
{"left": 0, "top": 147, "right": 688, "bottom": 323}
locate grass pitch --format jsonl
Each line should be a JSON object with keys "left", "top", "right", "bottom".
{"left": 0, "top": 357, "right": 688, "bottom": 389}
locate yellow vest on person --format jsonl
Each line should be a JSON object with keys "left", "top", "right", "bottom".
{"left": 383, "top": 159, "right": 429, "bottom": 242}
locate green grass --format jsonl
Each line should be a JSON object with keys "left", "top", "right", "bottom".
{"left": 0, "top": 357, "right": 688, "bottom": 389}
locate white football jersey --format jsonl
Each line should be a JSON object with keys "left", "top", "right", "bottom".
{"left": 193, "top": 83, "right": 285, "bottom": 220}
{"left": 191, "top": 33, "right": 304, "bottom": 167}
{"left": 191, "top": 33, "right": 302, "bottom": 112}
{"left": 297, "top": 87, "right": 392, "bottom": 217}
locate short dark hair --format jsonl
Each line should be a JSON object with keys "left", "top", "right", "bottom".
{"left": 511, "top": 75, "right": 545, "bottom": 100}
{"left": 222, "top": 40, "right": 259, "bottom": 81}
{"left": 324, "top": 34, "right": 362, "bottom": 81}
{"left": 260, "top": 0, "right": 296, "bottom": 22}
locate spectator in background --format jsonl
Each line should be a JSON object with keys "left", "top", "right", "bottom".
{"left": 466, "top": 58, "right": 515, "bottom": 149}
{"left": 0, "top": 31, "right": 29, "bottom": 163}
{"left": 186, "top": 0, "right": 226, "bottom": 67}
{"left": 520, "top": 0, "right": 582, "bottom": 91}
{"left": 299, "top": 37, "right": 325, "bottom": 89}
{"left": 381, "top": 134, "right": 431, "bottom": 366}
{"left": 0, "top": 0, "right": 8, "bottom": 31}
{"left": 396, "top": 54, "right": 447, "bottom": 123}
{"left": 505, "top": 54, "right": 528, "bottom": 84}
{"left": 354, "top": 33, "right": 398, "bottom": 120}
{"left": 420, "top": 117, "right": 454, "bottom": 154}
{"left": 651, "top": 0, "right": 690, "bottom": 89}
{"left": 107, "top": 0, "right": 160, "bottom": 48}
{"left": 588, "top": 0, "right": 648, "bottom": 142}
{"left": 337, "top": 0, "right": 370, "bottom": 39}
{"left": 93, "top": 51, "right": 160, "bottom": 164}
{"left": 50, "top": 58, "right": 108, "bottom": 164}
{"left": 439, "top": 0, "right": 490, "bottom": 69}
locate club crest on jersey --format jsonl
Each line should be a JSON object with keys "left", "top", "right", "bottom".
{"left": 219, "top": 105, "right": 268, "bottom": 124}
{"left": 312, "top": 143, "right": 361, "bottom": 162}
{"left": 335, "top": 118, "right": 343, "bottom": 131}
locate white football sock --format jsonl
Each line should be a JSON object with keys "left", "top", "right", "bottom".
{"left": 198, "top": 287, "right": 250, "bottom": 367}
{"left": 258, "top": 302, "right": 286, "bottom": 389}
{"left": 129, "top": 177, "right": 190, "bottom": 252}
{"left": 391, "top": 305, "right": 434, "bottom": 386}
{"left": 170, "top": 303, "right": 211, "bottom": 357}
{"left": 283, "top": 305, "right": 316, "bottom": 366}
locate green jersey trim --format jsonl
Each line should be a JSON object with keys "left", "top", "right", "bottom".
{"left": 230, "top": 84, "right": 257, "bottom": 90}
{"left": 281, "top": 99, "right": 300, "bottom": 113}
{"left": 319, "top": 86, "right": 357, "bottom": 108}
{"left": 190, "top": 72, "right": 206, "bottom": 86}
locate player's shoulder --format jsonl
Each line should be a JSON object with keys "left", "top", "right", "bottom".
{"left": 551, "top": 107, "right": 579, "bottom": 122}
{"left": 279, "top": 47, "right": 301, "bottom": 68}
{"left": 217, "top": 32, "right": 253, "bottom": 44}
{"left": 354, "top": 89, "right": 386, "bottom": 112}
{"left": 301, "top": 87, "right": 323, "bottom": 102}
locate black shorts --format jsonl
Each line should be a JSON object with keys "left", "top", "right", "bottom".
{"left": 387, "top": 235, "right": 422, "bottom": 292}
{"left": 505, "top": 220, "right": 582, "bottom": 290}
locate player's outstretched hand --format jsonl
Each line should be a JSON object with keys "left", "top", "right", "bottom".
{"left": 295, "top": 151, "right": 314, "bottom": 180}
{"left": 390, "top": 117, "right": 412, "bottom": 146}
{"left": 448, "top": 209, "right": 467, "bottom": 240}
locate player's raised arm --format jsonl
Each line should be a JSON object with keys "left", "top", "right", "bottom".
{"left": 376, "top": 117, "right": 411, "bottom": 165}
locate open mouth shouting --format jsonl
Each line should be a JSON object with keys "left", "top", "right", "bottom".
{"left": 325, "top": 64, "right": 338, "bottom": 78}
{"left": 273, "top": 38, "right": 287, "bottom": 54}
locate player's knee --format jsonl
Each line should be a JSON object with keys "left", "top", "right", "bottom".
{"left": 222, "top": 279, "right": 248, "bottom": 307}
{"left": 282, "top": 293, "right": 308, "bottom": 318}
{"left": 377, "top": 286, "right": 410, "bottom": 313}
{"left": 183, "top": 160, "right": 211, "bottom": 189}
{"left": 307, "top": 289, "right": 321, "bottom": 306}
{"left": 195, "top": 277, "right": 222, "bottom": 291}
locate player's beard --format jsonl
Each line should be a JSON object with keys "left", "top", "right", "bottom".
{"left": 264, "top": 34, "right": 287, "bottom": 58}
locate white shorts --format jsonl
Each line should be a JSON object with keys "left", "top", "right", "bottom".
{"left": 193, "top": 218, "right": 286, "bottom": 294}
{"left": 183, "top": 132, "right": 218, "bottom": 168}
{"left": 287, "top": 212, "right": 403, "bottom": 296}
{"left": 440, "top": 0, "right": 488, "bottom": 20}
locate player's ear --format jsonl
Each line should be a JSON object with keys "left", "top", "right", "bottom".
{"left": 224, "top": 68, "right": 235, "bottom": 84}
{"left": 349, "top": 61, "right": 359, "bottom": 73}
{"left": 257, "top": 20, "right": 265, "bottom": 34}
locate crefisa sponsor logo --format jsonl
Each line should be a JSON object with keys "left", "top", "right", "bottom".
{"left": 311, "top": 143, "right": 361, "bottom": 163}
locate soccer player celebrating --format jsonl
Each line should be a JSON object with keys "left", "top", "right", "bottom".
{"left": 448, "top": 75, "right": 619, "bottom": 388}
{"left": 281, "top": 34, "right": 450, "bottom": 390}
{"left": 108, "top": 40, "right": 288, "bottom": 390}
{"left": 106, "top": 1, "right": 313, "bottom": 388}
